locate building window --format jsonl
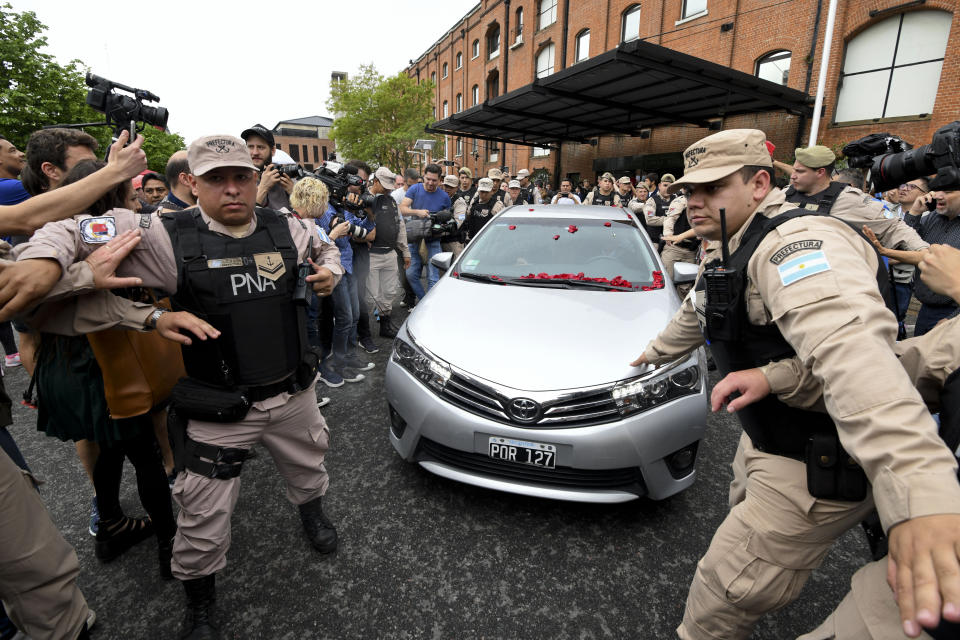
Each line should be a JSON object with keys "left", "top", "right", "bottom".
{"left": 456, "top": 93, "right": 463, "bottom": 112}
{"left": 834, "top": 10, "right": 950, "bottom": 123}
{"left": 536, "top": 44, "right": 555, "bottom": 79}
{"left": 681, "top": 0, "right": 707, "bottom": 19}
{"left": 472, "top": 39, "right": 480, "bottom": 59}
{"left": 756, "top": 50, "right": 791, "bottom": 86}
{"left": 575, "top": 29, "right": 590, "bottom": 63}
{"left": 514, "top": 7, "right": 523, "bottom": 43}
{"left": 313, "top": 146, "right": 319, "bottom": 163}
{"left": 456, "top": 138, "right": 463, "bottom": 156}
{"left": 456, "top": 52, "right": 462, "bottom": 69}
{"left": 472, "top": 139, "right": 478, "bottom": 154}
{"left": 322, "top": 146, "right": 328, "bottom": 161}
{"left": 533, "top": 146, "right": 550, "bottom": 157}
{"left": 488, "top": 143, "right": 499, "bottom": 163}
{"left": 431, "top": 71, "right": 436, "bottom": 84}
{"left": 487, "top": 69, "right": 500, "bottom": 100}
{"left": 301, "top": 145, "right": 308, "bottom": 163}
{"left": 622, "top": 4, "right": 641, "bottom": 43}
{"left": 487, "top": 23, "right": 501, "bottom": 59}
{"left": 472, "top": 84, "right": 480, "bottom": 105}
{"left": 442, "top": 62, "right": 448, "bottom": 78}
{"left": 443, "top": 101, "right": 449, "bottom": 118}
{"left": 538, "top": 0, "right": 557, "bottom": 30}
{"left": 288, "top": 145, "right": 299, "bottom": 162}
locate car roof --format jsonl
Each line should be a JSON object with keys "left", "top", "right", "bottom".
{"left": 498, "top": 204, "right": 633, "bottom": 221}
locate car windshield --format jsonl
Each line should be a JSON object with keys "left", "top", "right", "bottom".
{"left": 455, "top": 217, "right": 663, "bottom": 290}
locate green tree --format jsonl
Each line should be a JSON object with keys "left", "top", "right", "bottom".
{"left": 0, "top": 3, "right": 110, "bottom": 149}
{"left": 327, "top": 64, "right": 443, "bottom": 172}
{"left": 140, "top": 126, "right": 185, "bottom": 172}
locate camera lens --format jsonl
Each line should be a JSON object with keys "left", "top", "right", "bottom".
{"left": 873, "top": 144, "right": 934, "bottom": 193}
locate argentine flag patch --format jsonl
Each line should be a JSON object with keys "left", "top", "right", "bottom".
{"left": 777, "top": 250, "right": 830, "bottom": 286}
{"left": 315, "top": 224, "right": 332, "bottom": 244}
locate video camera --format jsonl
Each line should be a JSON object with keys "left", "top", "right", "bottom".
{"left": 85, "top": 73, "right": 168, "bottom": 135}
{"left": 428, "top": 209, "right": 458, "bottom": 237}
{"left": 272, "top": 160, "right": 373, "bottom": 212}
{"left": 843, "top": 121, "right": 960, "bottom": 192}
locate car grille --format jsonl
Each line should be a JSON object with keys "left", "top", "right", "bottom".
{"left": 440, "top": 373, "right": 621, "bottom": 429}
{"left": 415, "top": 438, "right": 647, "bottom": 494}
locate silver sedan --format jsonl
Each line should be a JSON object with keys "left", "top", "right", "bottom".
{"left": 385, "top": 204, "right": 707, "bottom": 503}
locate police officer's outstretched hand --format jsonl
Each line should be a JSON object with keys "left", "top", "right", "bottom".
{"left": 306, "top": 258, "right": 335, "bottom": 296}
{"left": 155, "top": 311, "right": 221, "bottom": 346}
{"left": 888, "top": 514, "right": 960, "bottom": 636}
{"left": 629, "top": 353, "right": 648, "bottom": 367}
{"left": 710, "top": 368, "right": 770, "bottom": 413}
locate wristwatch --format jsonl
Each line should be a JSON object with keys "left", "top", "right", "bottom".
{"left": 146, "top": 308, "right": 168, "bottom": 330}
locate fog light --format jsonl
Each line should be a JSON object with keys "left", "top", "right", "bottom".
{"left": 666, "top": 441, "right": 699, "bottom": 478}
{"left": 388, "top": 404, "right": 407, "bottom": 439}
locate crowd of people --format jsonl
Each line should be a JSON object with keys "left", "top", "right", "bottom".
{"left": 0, "top": 116, "right": 959, "bottom": 640}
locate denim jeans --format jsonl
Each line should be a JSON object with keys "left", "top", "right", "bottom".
{"left": 405, "top": 239, "right": 441, "bottom": 300}
{"left": 330, "top": 272, "right": 359, "bottom": 368}
{"left": 914, "top": 303, "right": 957, "bottom": 337}
{"left": 893, "top": 282, "right": 913, "bottom": 323}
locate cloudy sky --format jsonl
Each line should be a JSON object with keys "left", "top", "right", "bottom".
{"left": 15, "top": 0, "right": 478, "bottom": 145}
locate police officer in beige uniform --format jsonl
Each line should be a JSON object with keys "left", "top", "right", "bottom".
{"left": 13, "top": 135, "right": 344, "bottom": 639}
{"left": 660, "top": 194, "right": 700, "bottom": 284}
{"left": 629, "top": 130, "right": 960, "bottom": 640}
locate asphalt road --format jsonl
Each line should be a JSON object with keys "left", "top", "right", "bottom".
{"left": 4, "top": 322, "right": 873, "bottom": 639}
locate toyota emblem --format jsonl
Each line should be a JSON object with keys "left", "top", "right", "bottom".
{"left": 509, "top": 398, "right": 541, "bottom": 423}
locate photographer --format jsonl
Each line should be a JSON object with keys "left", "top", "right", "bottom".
{"left": 550, "top": 179, "right": 581, "bottom": 205}
{"left": 400, "top": 163, "right": 450, "bottom": 302}
{"left": 366, "top": 167, "right": 410, "bottom": 338}
{"left": 241, "top": 124, "right": 293, "bottom": 212}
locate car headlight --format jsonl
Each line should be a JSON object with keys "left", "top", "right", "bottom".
{"left": 611, "top": 362, "right": 701, "bottom": 417}
{"left": 392, "top": 335, "right": 452, "bottom": 393}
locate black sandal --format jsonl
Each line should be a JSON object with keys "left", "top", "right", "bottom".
{"left": 95, "top": 515, "right": 154, "bottom": 562}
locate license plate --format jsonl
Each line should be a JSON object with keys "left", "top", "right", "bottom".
{"left": 488, "top": 437, "right": 556, "bottom": 469}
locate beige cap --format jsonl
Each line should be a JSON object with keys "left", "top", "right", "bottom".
{"left": 795, "top": 145, "right": 836, "bottom": 169}
{"left": 374, "top": 166, "right": 397, "bottom": 186}
{"left": 661, "top": 173, "right": 676, "bottom": 183}
{"left": 617, "top": 176, "right": 632, "bottom": 184}
{"left": 517, "top": 169, "right": 530, "bottom": 179}
{"left": 443, "top": 174, "right": 459, "bottom": 187}
{"left": 477, "top": 177, "right": 494, "bottom": 192}
{"left": 668, "top": 129, "right": 772, "bottom": 194}
{"left": 600, "top": 172, "right": 615, "bottom": 182}
{"left": 188, "top": 135, "right": 257, "bottom": 177}
{"left": 508, "top": 179, "right": 521, "bottom": 188}
{"left": 458, "top": 166, "right": 472, "bottom": 178}
{"left": 487, "top": 168, "right": 503, "bottom": 180}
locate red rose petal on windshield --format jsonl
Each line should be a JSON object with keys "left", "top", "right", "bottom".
{"left": 604, "top": 222, "right": 612, "bottom": 227}
{"left": 529, "top": 208, "right": 535, "bottom": 212}
{"left": 553, "top": 235, "right": 560, "bottom": 240}
{"left": 508, "top": 225, "right": 516, "bottom": 230}
{"left": 567, "top": 225, "right": 578, "bottom": 233}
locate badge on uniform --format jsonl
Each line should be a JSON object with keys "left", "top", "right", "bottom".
{"left": 253, "top": 252, "right": 285, "bottom": 281}
{"left": 315, "top": 225, "right": 332, "bottom": 245}
{"left": 79, "top": 216, "right": 117, "bottom": 244}
{"left": 777, "top": 250, "right": 831, "bottom": 286}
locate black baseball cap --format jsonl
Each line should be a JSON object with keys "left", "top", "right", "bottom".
{"left": 240, "top": 124, "right": 275, "bottom": 148}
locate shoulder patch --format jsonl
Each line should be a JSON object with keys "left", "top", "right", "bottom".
{"left": 769, "top": 240, "right": 823, "bottom": 265}
{"left": 777, "top": 250, "right": 831, "bottom": 286}
{"left": 139, "top": 213, "right": 152, "bottom": 229}
{"left": 79, "top": 216, "right": 117, "bottom": 244}
{"left": 315, "top": 224, "right": 332, "bottom": 244}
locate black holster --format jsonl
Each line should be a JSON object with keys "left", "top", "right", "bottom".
{"left": 805, "top": 433, "right": 868, "bottom": 501}
{"left": 168, "top": 406, "right": 189, "bottom": 475}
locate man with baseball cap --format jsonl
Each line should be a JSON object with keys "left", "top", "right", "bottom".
{"left": 365, "top": 166, "right": 410, "bottom": 338}
{"left": 514, "top": 169, "right": 542, "bottom": 205}
{"left": 581, "top": 172, "right": 621, "bottom": 207}
{"left": 486, "top": 167, "right": 507, "bottom": 205}
{"left": 439, "top": 174, "right": 467, "bottom": 257}
{"left": 457, "top": 166, "right": 476, "bottom": 203}
{"left": 463, "top": 177, "right": 504, "bottom": 241}
{"left": 628, "top": 129, "right": 960, "bottom": 639}
{"left": 642, "top": 172, "right": 678, "bottom": 245}
{"left": 12, "top": 134, "right": 346, "bottom": 638}
{"left": 241, "top": 123, "right": 294, "bottom": 213}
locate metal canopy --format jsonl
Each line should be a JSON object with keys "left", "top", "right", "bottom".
{"left": 426, "top": 39, "right": 814, "bottom": 149}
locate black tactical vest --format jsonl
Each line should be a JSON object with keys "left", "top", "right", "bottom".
{"left": 163, "top": 208, "right": 304, "bottom": 387}
{"left": 646, "top": 191, "right": 674, "bottom": 244}
{"left": 671, "top": 205, "right": 699, "bottom": 252}
{"left": 589, "top": 189, "right": 617, "bottom": 207}
{"left": 516, "top": 186, "right": 536, "bottom": 205}
{"left": 465, "top": 197, "right": 496, "bottom": 239}
{"left": 370, "top": 194, "right": 400, "bottom": 253}
{"left": 702, "top": 208, "right": 894, "bottom": 458}
{"left": 784, "top": 182, "right": 846, "bottom": 214}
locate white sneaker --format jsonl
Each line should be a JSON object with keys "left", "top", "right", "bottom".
{"left": 317, "top": 397, "right": 331, "bottom": 408}
{"left": 5, "top": 353, "right": 21, "bottom": 368}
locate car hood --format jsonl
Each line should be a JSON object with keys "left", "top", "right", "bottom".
{"left": 405, "top": 277, "right": 680, "bottom": 391}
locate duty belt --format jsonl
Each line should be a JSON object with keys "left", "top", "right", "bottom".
{"left": 247, "top": 372, "right": 302, "bottom": 402}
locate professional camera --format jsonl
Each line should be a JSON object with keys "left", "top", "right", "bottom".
{"left": 428, "top": 209, "right": 458, "bottom": 237}
{"left": 272, "top": 160, "right": 370, "bottom": 211}
{"left": 85, "top": 73, "right": 168, "bottom": 135}
{"left": 274, "top": 164, "right": 301, "bottom": 179}
{"left": 330, "top": 214, "right": 369, "bottom": 240}
{"left": 843, "top": 121, "right": 960, "bottom": 192}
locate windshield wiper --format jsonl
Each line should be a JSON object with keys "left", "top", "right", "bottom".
{"left": 513, "top": 277, "right": 633, "bottom": 291}
{"left": 456, "top": 272, "right": 568, "bottom": 288}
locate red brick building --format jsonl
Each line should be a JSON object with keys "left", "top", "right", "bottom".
{"left": 272, "top": 116, "right": 336, "bottom": 171}
{"left": 406, "top": 0, "right": 959, "bottom": 187}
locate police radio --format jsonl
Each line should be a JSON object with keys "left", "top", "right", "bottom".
{"left": 702, "top": 208, "right": 742, "bottom": 341}
{"left": 293, "top": 262, "right": 311, "bottom": 305}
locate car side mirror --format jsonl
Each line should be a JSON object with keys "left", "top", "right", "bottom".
{"left": 431, "top": 252, "right": 454, "bottom": 272}
{"left": 673, "top": 262, "right": 698, "bottom": 283}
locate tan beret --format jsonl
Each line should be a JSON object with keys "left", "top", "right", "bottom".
{"left": 795, "top": 145, "right": 836, "bottom": 169}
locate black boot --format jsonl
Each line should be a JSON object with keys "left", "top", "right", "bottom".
{"left": 158, "top": 536, "right": 174, "bottom": 580}
{"left": 180, "top": 575, "right": 219, "bottom": 640}
{"left": 379, "top": 315, "right": 398, "bottom": 339}
{"left": 298, "top": 496, "right": 338, "bottom": 553}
